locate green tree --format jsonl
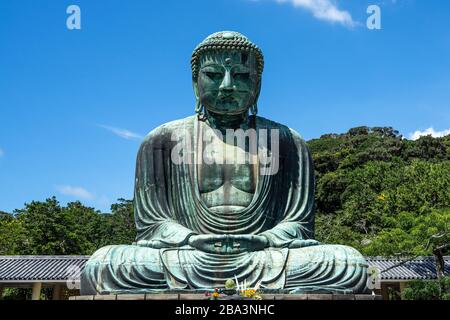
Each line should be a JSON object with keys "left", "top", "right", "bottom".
{"left": 108, "top": 198, "right": 136, "bottom": 245}
{"left": 0, "top": 213, "right": 27, "bottom": 255}
{"left": 309, "top": 127, "right": 450, "bottom": 256}
{"left": 14, "top": 197, "right": 103, "bottom": 255}
{"left": 402, "top": 276, "right": 450, "bottom": 300}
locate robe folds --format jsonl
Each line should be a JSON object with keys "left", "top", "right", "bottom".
{"left": 81, "top": 115, "right": 368, "bottom": 295}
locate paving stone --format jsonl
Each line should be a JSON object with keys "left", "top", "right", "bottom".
{"left": 116, "top": 294, "right": 145, "bottom": 300}
{"left": 355, "top": 294, "right": 382, "bottom": 300}
{"left": 332, "top": 294, "right": 356, "bottom": 300}
{"left": 75, "top": 295, "right": 94, "bottom": 300}
{"left": 93, "top": 295, "right": 117, "bottom": 300}
{"left": 145, "top": 293, "right": 179, "bottom": 300}
{"left": 275, "top": 294, "right": 308, "bottom": 300}
{"left": 307, "top": 294, "right": 333, "bottom": 300}
{"left": 179, "top": 294, "right": 206, "bottom": 300}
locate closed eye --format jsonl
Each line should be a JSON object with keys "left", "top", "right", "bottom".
{"left": 204, "top": 71, "right": 223, "bottom": 81}
{"left": 233, "top": 72, "right": 250, "bottom": 81}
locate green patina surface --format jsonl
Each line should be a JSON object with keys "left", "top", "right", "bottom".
{"left": 81, "top": 31, "right": 369, "bottom": 295}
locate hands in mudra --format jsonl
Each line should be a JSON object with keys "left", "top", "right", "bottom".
{"left": 187, "top": 235, "right": 320, "bottom": 253}
{"left": 135, "top": 234, "right": 267, "bottom": 253}
{"left": 187, "top": 234, "right": 269, "bottom": 254}
{"left": 137, "top": 235, "right": 320, "bottom": 253}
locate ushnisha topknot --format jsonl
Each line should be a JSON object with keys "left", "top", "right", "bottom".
{"left": 191, "top": 31, "right": 264, "bottom": 81}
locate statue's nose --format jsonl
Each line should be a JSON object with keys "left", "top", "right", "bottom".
{"left": 219, "top": 70, "right": 235, "bottom": 94}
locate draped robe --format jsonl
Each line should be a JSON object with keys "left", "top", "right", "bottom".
{"left": 81, "top": 115, "right": 368, "bottom": 295}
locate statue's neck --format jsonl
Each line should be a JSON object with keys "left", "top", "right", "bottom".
{"left": 204, "top": 110, "right": 251, "bottom": 131}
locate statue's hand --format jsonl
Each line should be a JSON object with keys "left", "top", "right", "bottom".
{"left": 288, "top": 239, "right": 321, "bottom": 249}
{"left": 188, "top": 234, "right": 269, "bottom": 254}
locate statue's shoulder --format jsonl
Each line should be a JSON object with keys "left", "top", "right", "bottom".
{"left": 288, "top": 128, "right": 307, "bottom": 146}
{"left": 255, "top": 116, "right": 287, "bottom": 130}
{"left": 287, "top": 128, "right": 312, "bottom": 159}
{"left": 255, "top": 116, "right": 307, "bottom": 146}
{"left": 140, "top": 115, "right": 196, "bottom": 146}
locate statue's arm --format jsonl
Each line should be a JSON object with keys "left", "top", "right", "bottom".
{"left": 133, "top": 127, "right": 197, "bottom": 249}
{"left": 259, "top": 128, "right": 318, "bottom": 248}
{"left": 135, "top": 220, "right": 196, "bottom": 249}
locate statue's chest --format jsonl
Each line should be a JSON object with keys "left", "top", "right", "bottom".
{"left": 197, "top": 138, "right": 257, "bottom": 196}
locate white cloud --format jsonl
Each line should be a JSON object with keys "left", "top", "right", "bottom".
{"left": 98, "top": 124, "right": 143, "bottom": 140}
{"left": 0, "top": 148, "right": 4, "bottom": 157}
{"left": 56, "top": 185, "right": 94, "bottom": 200}
{"left": 55, "top": 185, "right": 112, "bottom": 211}
{"left": 268, "top": 0, "right": 355, "bottom": 26}
{"left": 409, "top": 127, "right": 450, "bottom": 141}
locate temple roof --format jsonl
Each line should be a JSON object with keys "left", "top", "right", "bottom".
{"left": 0, "top": 255, "right": 448, "bottom": 282}
{"left": 0, "top": 256, "right": 89, "bottom": 282}
{"left": 367, "top": 256, "right": 450, "bottom": 281}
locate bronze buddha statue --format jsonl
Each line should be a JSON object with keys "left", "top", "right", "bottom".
{"left": 81, "top": 31, "right": 368, "bottom": 295}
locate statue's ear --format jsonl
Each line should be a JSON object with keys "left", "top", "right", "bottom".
{"left": 193, "top": 80, "right": 202, "bottom": 114}
{"left": 254, "top": 78, "right": 262, "bottom": 104}
{"left": 193, "top": 80, "right": 200, "bottom": 100}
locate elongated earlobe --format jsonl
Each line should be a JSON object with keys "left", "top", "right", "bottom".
{"left": 195, "top": 98, "right": 203, "bottom": 114}
{"left": 193, "top": 82, "right": 205, "bottom": 119}
{"left": 250, "top": 103, "right": 258, "bottom": 116}
{"left": 251, "top": 80, "right": 261, "bottom": 116}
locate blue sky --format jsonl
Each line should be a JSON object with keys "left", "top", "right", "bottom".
{"left": 0, "top": 0, "right": 449, "bottom": 212}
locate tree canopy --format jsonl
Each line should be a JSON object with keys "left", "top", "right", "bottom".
{"left": 0, "top": 198, "right": 134, "bottom": 256}
{"left": 309, "top": 127, "right": 449, "bottom": 257}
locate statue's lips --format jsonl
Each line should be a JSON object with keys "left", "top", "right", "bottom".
{"left": 218, "top": 95, "right": 236, "bottom": 102}
{"left": 217, "top": 96, "right": 238, "bottom": 107}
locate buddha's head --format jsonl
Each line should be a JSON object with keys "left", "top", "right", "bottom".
{"left": 191, "top": 31, "right": 264, "bottom": 117}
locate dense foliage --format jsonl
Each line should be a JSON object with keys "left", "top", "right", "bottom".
{"left": 309, "top": 127, "right": 449, "bottom": 257}
{"left": 402, "top": 276, "right": 450, "bottom": 300}
{"left": 0, "top": 198, "right": 135, "bottom": 256}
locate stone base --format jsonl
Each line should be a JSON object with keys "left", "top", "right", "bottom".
{"left": 69, "top": 293, "right": 382, "bottom": 300}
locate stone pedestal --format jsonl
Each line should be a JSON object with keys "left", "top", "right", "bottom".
{"left": 69, "top": 293, "right": 382, "bottom": 300}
